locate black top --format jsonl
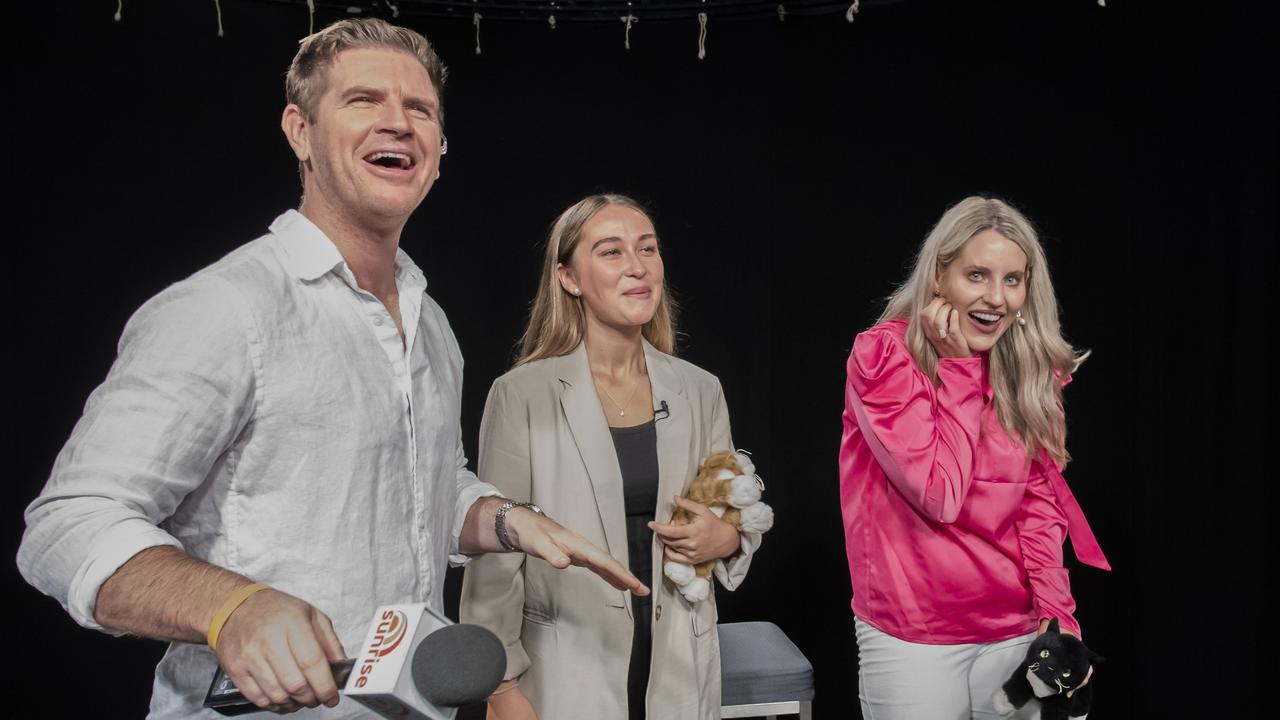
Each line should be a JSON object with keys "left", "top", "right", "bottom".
{"left": 609, "top": 419, "right": 659, "bottom": 720}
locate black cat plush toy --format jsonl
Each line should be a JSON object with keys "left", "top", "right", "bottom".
{"left": 992, "top": 618, "right": 1101, "bottom": 720}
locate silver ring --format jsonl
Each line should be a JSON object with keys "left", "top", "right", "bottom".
{"left": 938, "top": 328, "right": 947, "bottom": 339}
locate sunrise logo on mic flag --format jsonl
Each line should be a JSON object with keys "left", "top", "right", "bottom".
{"left": 373, "top": 611, "right": 409, "bottom": 658}
{"left": 346, "top": 603, "right": 462, "bottom": 719}
{"left": 349, "top": 604, "right": 427, "bottom": 692}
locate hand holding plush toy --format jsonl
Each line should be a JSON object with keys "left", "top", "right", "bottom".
{"left": 992, "top": 618, "right": 1101, "bottom": 720}
{"left": 661, "top": 450, "right": 773, "bottom": 602}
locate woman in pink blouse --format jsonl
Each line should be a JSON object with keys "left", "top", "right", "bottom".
{"left": 839, "top": 197, "right": 1109, "bottom": 718}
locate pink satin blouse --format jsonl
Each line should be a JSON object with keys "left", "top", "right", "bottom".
{"left": 839, "top": 318, "right": 1109, "bottom": 644}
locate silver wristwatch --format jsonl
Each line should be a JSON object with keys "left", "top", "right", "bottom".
{"left": 495, "top": 500, "right": 544, "bottom": 552}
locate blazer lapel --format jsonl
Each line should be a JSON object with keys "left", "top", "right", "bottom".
{"left": 557, "top": 345, "right": 629, "bottom": 562}
{"left": 644, "top": 341, "right": 693, "bottom": 525}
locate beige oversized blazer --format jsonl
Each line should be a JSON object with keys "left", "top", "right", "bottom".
{"left": 460, "top": 341, "right": 760, "bottom": 720}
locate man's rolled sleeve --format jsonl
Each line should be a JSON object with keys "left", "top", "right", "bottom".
{"left": 23, "top": 508, "right": 184, "bottom": 632}
{"left": 17, "top": 275, "right": 257, "bottom": 631}
{"left": 448, "top": 442, "right": 501, "bottom": 567}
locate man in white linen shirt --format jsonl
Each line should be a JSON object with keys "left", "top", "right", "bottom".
{"left": 16, "top": 18, "right": 646, "bottom": 718}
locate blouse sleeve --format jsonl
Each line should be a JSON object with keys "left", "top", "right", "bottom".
{"left": 1016, "top": 459, "right": 1080, "bottom": 637}
{"left": 842, "top": 326, "right": 987, "bottom": 523}
{"left": 459, "top": 377, "right": 533, "bottom": 681}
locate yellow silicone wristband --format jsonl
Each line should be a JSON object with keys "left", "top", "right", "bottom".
{"left": 207, "top": 582, "right": 271, "bottom": 652}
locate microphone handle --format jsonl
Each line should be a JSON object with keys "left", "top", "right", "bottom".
{"left": 203, "top": 659, "right": 356, "bottom": 716}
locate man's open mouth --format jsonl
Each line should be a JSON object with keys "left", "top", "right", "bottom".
{"left": 364, "top": 151, "right": 415, "bottom": 170}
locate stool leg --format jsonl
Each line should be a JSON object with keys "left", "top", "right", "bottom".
{"left": 799, "top": 700, "right": 812, "bottom": 720}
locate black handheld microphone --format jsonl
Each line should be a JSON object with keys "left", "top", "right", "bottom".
{"left": 204, "top": 604, "right": 504, "bottom": 718}
{"left": 204, "top": 660, "right": 356, "bottom": 716}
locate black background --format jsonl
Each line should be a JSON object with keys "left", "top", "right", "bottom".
{"left": 8, "top": 0, "right": 1275, "bottom": 717}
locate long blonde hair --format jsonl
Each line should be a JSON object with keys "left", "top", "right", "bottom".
{"left": 517, "top": 194, "right": 678, "bottom": 365}
{"left": 880, "top": 196, "right": 1088, "bottom": 464}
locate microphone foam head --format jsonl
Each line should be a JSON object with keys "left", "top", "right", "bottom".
{"left": 411, "top": 623, "right": 505, "bottom": 707}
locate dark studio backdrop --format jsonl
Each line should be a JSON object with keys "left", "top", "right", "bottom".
{"left": 7, "top": 0, "right": 1275, "bottom": 716}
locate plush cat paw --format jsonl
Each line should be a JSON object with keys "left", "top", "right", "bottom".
{"left": 991, "top": 689, "right": 1015, "bottom": 716}
{"left": 738, "top": 501, "right": 774, "bottom": 533}
{"left": 728, "top": 474, "right": 762, "bottom": 508}
{"left": 664, "top": 561, "right": 696, "bottom": 586}
{"left": 677, "top": 577, "right": 711, "bottom": 602}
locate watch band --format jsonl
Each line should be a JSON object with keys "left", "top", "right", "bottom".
{"left": 495, "top": 500, "right": 544, "bottom": 552}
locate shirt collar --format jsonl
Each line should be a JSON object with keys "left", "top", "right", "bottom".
{"left": 393, "top": 247, "right": 429, "bottom": 292}
{"left": 271, "top": 210, "right": 346, "bottom": 282}
{"left": 270, "top": 209, "right": 429, "bottom": 290}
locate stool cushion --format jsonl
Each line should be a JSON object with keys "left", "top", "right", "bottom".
{"left": 718, "top": 621, "right": 815, "bottom": 704}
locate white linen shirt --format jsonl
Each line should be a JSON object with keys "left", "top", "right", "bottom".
{"left": 17, "top": 210, "right": 499, "bottom": 718}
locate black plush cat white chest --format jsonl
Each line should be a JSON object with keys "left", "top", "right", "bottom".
{"left": 992, "top": 618, "right": 1101, "bottom": 720}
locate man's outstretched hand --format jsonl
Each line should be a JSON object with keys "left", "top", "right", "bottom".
{"left": 504, "top": 507, "right": 649, "bottom": 596}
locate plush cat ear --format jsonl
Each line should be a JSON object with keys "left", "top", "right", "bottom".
{"left": 1047, "top": 617, "right": 1060, "bottom": 634}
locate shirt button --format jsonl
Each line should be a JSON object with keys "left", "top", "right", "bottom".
{"left": 373, "top": 316, "right": 384, "bottom": 326}
{"left": 655, "top": 604, "right": 662, "bottom": 621}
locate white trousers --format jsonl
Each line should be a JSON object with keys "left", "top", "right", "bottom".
{"left": 855, "top": 618, "right": 1040, "bottom": 720}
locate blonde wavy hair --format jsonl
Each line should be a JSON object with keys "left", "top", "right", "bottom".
{"left": 517, "top": 194, "right": 677, "bottom": 366}
{"left": 880, "top": 196, "right": 1088, "bottom": 464}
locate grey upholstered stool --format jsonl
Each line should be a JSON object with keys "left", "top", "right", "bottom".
{"left": 718, "top": 621, "right": 814, "bottom": 719}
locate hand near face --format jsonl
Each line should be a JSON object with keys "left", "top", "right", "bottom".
{"left": 649, "top": 496, "right": 742, "bottom": 565}
{"left": 920, "top": 296, "right": 972, "bottom": 359}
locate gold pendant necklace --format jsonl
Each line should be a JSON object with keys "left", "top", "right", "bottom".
{"left": 599, "top": 374, "right": 643, "bottom": 417}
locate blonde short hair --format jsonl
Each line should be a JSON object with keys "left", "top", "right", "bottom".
{"left": 285, "top": 17, "right": 447, "bottom": 124}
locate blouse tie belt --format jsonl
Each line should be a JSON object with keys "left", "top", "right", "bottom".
{"left": 1041, "top": 455, "right": 1111, "bottom": 571}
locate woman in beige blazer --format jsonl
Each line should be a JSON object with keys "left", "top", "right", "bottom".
{"left": 461, "top": 194, "right": 761, "bottom": 720}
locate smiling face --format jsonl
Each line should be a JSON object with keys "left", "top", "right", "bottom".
{"left": 283, "top": 47, "right": 444, "bottom": 231}
{"left": 935, "top": 229, "right": 1029, "bottom": 353}
{"left": 557, "top": 204, "right": 664, "bottom": 334}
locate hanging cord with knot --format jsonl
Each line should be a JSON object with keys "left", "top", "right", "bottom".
{"left": 622, "top": 14, "right": 638, "bottom": 49}
{"left": 697, "top": 12, "right": 707, "bottom": 59}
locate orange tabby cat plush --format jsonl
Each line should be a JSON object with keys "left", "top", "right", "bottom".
{"left": 662, "top": 450, "right": 773, "bottom": 602}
